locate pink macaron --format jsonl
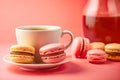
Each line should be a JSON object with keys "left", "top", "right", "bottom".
{"left": 71, "top": 37, "right": 90, "bottom": 58}
{"left": 87, "top": 49, "right": 107, "bottom": 64}
{"left": 39, "top": 43, "right": 66, "bottom": 64}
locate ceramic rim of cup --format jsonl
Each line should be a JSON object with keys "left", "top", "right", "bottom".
{"left": 16, "top": 25, "right": 62, "bottom": 31}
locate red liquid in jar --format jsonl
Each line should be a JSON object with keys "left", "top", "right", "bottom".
{"left": 83, "top": 15, "right": 120, "bottom": 43}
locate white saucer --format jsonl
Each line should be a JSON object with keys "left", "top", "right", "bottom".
{"left": 3, "top": 55, "right": 72, "bottom": 71}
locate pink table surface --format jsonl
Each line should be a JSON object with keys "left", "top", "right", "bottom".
{"left": 0, "top": 45, "right": 120, "bottom": 80}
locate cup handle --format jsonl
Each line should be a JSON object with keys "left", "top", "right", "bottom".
{"left": 61, "top": 30, "right": 74, "bottom": 49}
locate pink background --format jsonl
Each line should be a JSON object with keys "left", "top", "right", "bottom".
{"left": 0, "top": 0, "right": 120, "bottom": 80}
{"left": 0, "top": 0, "right": 87, "bottom": 45}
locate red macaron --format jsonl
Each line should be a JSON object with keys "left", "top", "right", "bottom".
{"left": 39, "top": 43, "right": 66, "bottom": 64}
{"left": 71, "top": 37, "right": 90, "bottom": 58}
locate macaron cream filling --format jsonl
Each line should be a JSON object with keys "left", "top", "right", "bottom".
{"left": 40, "top": 51, "right": 64, "bottom": 57}
{"left": 42, "top": 53, "right": 65, "bottom": 59}
{"left": 106, "top": 52, "right": 120, "bottom": 56}
{"left": 79, "top": 38, "right": 84, "bottom": 57}
{"left": 10, "top": 51, "right": 34, "bottom": 56}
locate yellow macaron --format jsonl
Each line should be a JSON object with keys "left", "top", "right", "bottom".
{"left": 105, "top": 43, "right": 120, "bottom": 61}
{"left": 10, "top": 44, "right": 35, "bottom": 63}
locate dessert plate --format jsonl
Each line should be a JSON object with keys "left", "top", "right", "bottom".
{"left": 3, "top": 54, "right": 72, "bottom": 71}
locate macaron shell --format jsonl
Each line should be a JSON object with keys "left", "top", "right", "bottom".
{"left": 10, "top": 44, "right": 35, "bottom": 54}
{"left": 88, "top": 58, "right": 107, "bottom": 64}
{"left": 105, "top": 43, "right": 120, "bottom": 49}
{"left": 40, "top": 43, "right": 64, "bottom": 55}
{"left": 106, "top": 53, "right": 120, "bottom": 61}
{"left": 90, "top": 42, "right": 105, "bottom": 50}
{"left": 105, "top": 43, "right": 120, "bottom": 53}
{"left": 87, "top": 49, "right": 106, "bottom": 55}
{"left": 10, "top": 54, "right": 34, "bottom": 63}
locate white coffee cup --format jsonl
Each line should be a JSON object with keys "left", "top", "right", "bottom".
{"left": 16, "top": 25, "right": 73, "bottom": 63}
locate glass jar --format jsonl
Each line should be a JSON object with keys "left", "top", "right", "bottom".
{"left": 82, "top": 0, "right": 120, "bottom": 43}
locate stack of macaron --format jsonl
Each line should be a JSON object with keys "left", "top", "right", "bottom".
{"left": 87, "top": 42, "right": 107, "bottom": 63}
{"left": 72, "top": 36, "right": 120, "bottom": 63}
{"left": 9, "top": 43, "right": 66, "bottom": 64}
{"left": 89, "top": 42, "right": 120, "bottom": 62}
{"left": 71, "top": 37, "right": 107, "bottom": 64}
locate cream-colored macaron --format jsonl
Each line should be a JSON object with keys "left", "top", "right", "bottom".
{"left": 105, "top": 43, "right": 120, "bottom": 61}
{"left": 10, "top": 44, "right": 35, "bottom": 63}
